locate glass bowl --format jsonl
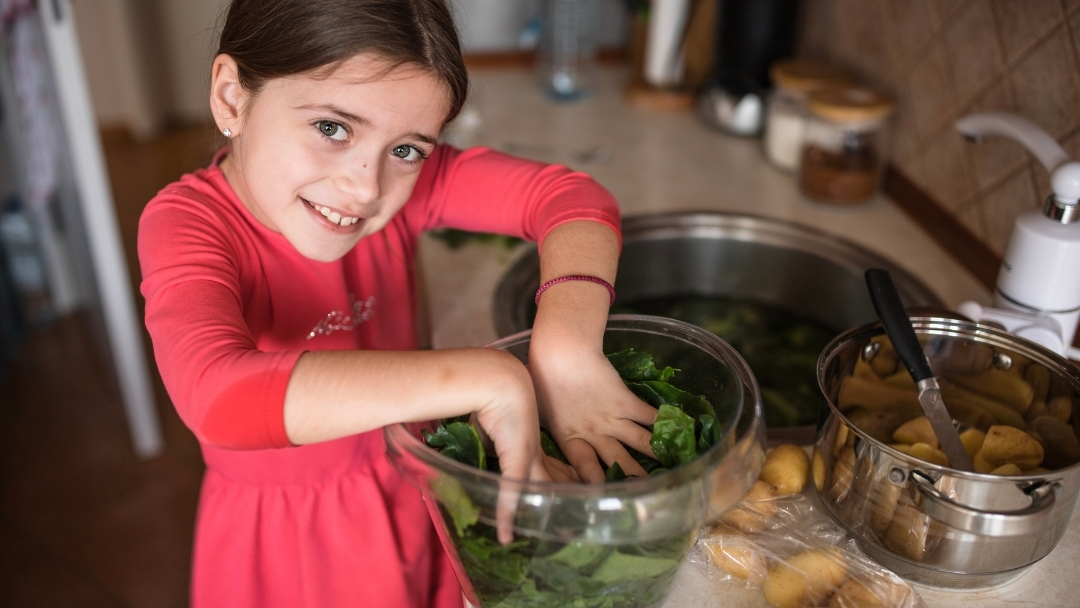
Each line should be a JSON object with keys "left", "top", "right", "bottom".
{"left": 384, "top": 314, "right": 765, "bottom": 608}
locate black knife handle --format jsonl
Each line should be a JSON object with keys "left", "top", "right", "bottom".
{"left": 865, "top": 269, "right": 933, "bottom": 383}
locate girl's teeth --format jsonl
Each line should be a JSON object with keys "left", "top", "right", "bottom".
{"left": 311, "top": 202, "right": 359, "bottom": 226}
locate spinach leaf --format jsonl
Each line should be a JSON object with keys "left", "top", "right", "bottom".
{"left": 423, "top": 421, "right": 486, "bottom": 471}
{"left": 604, "top": 461, "right": 626, "bottom": 482}
{"left": 606, "top": 348, "right": 676, "bottom": 382}
{"left": 540, "top": 428, "right": 568, "bottom": 464}
{"left": 649, "top": 404, "right": 697, "bottom": 468}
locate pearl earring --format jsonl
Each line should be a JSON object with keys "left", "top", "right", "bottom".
{"left": 222, "top": 128, "right": 232, "bottom": 138}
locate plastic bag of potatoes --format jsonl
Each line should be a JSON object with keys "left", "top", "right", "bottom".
{"left": 692, "top": 444, "right": 923, "bottom": 608}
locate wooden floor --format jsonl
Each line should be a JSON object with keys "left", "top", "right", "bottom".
{"left": 0, "top": 124, "right": 220, "bottom": 607}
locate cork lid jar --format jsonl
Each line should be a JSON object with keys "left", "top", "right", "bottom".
{"left": 798, "top": 87, "right": 896, "bottom": 205}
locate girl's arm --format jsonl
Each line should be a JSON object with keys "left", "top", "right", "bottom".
{"left": 283, "top": 347, "right": 560, "bottom": 485}
{"left": 527, "top": 220, "right": 659, "bottom": 483}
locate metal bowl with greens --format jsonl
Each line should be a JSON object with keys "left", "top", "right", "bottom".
{"left": 385, "top": 315, "right": 766, "bottom": 608}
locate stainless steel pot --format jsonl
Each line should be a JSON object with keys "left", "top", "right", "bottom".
{"left": 493, "top": 212, "right": 942, "bottom": 441}
{"left": 815, "top": 317, "right": 1080, "bottom": 588}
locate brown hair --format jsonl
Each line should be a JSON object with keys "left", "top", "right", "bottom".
{"left": 217, "top": 0, "right": 468, "bottom": 122}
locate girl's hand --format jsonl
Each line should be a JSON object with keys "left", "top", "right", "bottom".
{"left": 472, "top": 351, "right": 551, "bottom": 543}
{"left": 529, "top": 343, "right": 659, "bottom": 484}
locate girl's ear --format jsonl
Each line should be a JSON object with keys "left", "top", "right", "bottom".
{"left": 210, "top": 54, "right": 246, "bottom": 136}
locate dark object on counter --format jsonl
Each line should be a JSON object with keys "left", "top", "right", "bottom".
{"left": 798, "top": 88, "right": 895, "bottom": 204}
{"left": 865, "top": 269, "right": 974, "bottom": 471}
{"left": 698, "top": 0, "right": 801, "bottom": 136}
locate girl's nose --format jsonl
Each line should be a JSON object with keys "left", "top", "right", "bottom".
{"left": 336, "top": 155, "right": 381, "bottom": 205}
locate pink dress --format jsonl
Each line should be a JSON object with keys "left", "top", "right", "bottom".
{"left": 138, "top": 145, "right": 621, "bottom": 607}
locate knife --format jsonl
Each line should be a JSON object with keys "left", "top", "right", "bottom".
{"left": 865, "top": 269, "right": 975, "bottom": 472}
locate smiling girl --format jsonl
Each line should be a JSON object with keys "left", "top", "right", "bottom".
{"left": 138, "top": 0, "right": 659, "bottom": 606}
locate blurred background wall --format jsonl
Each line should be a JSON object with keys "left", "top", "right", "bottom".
{"left": 798, "top": 0, "right": 1080, "bottom": 257}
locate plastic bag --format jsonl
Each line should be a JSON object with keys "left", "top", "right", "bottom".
{"left": 690, "top": 451, "right": 924, "bottom": 608}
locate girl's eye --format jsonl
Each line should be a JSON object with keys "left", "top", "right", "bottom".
{"left": 316, "top": 120, "right": 347, "bottom": 141}
{"left": 391, "top": 144, "right": 425, "bottom": 162}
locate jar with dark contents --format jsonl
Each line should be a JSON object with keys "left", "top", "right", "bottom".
{"left": 798, "top": 88, "right": 895, "bottom": 205}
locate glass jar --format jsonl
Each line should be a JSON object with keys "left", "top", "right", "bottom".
{"left": 798, "top": 87, "right": 895, "bottom": 205}
{"left": 763, "top": 60, "right": 853, "bottom": 172}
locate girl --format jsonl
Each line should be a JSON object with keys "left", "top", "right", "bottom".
{"left": 138, "top": 0, "right": 658, "bottom": 606}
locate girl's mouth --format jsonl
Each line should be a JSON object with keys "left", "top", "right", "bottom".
{"left": 303, "top": 198, "right": 363, "bottom": 229}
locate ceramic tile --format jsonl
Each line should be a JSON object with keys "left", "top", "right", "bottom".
{"left": 886, "top": 0, "right": 937, "bottom": 64}
{"left": 963, "top": 81, "right": 1028, "bottom": 191}
{"left": 903, "top": 42, "right": 956, "bottom": 143}
{"left": 943, "top": 0, "right": 1005, "bottom": 107}
{"left": 980, "top": 167, "right": 1039, "bottom": 255}
{"left": 956, "top": 198, "right": 989, "bottom": 243}
{"left": 831, "top": 0, "right": 894, "bottom": 88}
{"left": 902, "top": 42, "right": 954, "bottom": 144}
{"left": 913, "top": 129, "right": 978, "bottom": 210}
{"left": 991, "top": 0, "right": 1065, "bottom": 61}
{"left": 1010, "top": 25, "right": 1080, "bottom": 139}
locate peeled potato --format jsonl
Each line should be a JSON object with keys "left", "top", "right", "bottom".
{"left": 760, "top": 444, "right": 811, "bottom": 496}
{"left": 831, "top": 447, "right": 856, "bottom": 503}
{"left": 991, "top": 463, "right": 1023, "bottom": 476}
{"left": 893, "top": 416, "right": 938, "bottom": 449}
{"left": 1030, "top": 416, "right": 1080, "bottom": 469}
{"left": 721, "top": 480, "right": 778, "bottom": 534}
{"left": 959, "top": 428, "right": 986, "bottom": 460}
{"left": 980, "top": 425, "right": 1044, "bottom": 469}
{"left": 1045, "top": 396, "right": 1073, "bottom": 423}
{"left": 812, "top": 447, "right": 826, "bottom": 493}
{"left": 908, "top": 442, "right": 950, "bottom": 467}
{"left": 702, "top": 526, "right": 766, "bottom": 584}
{"left": 828, "top": 577, "right": 886, "bottom": 608}
{"left": 762, "top": 548, "right": 847, "bottom": 608}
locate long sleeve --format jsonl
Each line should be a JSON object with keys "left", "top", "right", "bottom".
{"left": 139, "top": 179, "right": 299, "bottom": 450}
{"left": 405, "top": 145, "right": 621, "bottom": 247}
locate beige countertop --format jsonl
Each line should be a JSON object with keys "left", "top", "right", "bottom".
{"left": 418, "top": 66, "right": 1078, "bottom": 607}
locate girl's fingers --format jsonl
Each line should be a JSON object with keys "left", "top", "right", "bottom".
{"left": 561, "top": 437, "right": 606, "bottom": 484}
{"left": 543, "top": 455, "right": 580, "bottom": 483}
{"left": 592, "top": 436, "right": 649, "bottom": 478}
{"left": 611, "top": 418, "right": 657, "bottom": 460}
{"left": 622, "top": 395, "right": 660, "bottom": 427}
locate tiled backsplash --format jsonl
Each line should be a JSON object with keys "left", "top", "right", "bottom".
{"left": 798, "top": 0, "right": 1080, "bottom": 256}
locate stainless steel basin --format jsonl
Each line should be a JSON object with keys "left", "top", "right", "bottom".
{"left": 494, "top": 212, "right": 941, "bottom": 337}
{"left": 493, "top": 212, "right": 942, "bottom": 440}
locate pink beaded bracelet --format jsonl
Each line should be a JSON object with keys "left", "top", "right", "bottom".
{"left": 534, "top": 275, "right": 616, "bottom": 306}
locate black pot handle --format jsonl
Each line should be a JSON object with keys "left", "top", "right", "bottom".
{"left": 865, "top": 269, "right": 934, "bottom": 383}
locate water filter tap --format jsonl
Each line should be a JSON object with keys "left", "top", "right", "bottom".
{"left": 955, "top": 112, "right": 1080, "bottom": 358}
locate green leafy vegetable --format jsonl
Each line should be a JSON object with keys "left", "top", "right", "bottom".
{"left": 423, "top": 348, "right": 718, "bottom": 607}
{"left": 423, "top": 421, "right": 486, "bottom": 470}
{"left": 649, "top": 404, "right": 697, "bottom": 468}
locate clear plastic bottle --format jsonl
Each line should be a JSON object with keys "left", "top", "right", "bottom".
{"left": 536, "top": 0, "right": 599, "bottom": 101}
{"left": 798, "top": 87, "right": 894, "bottom": 205}
{"left": 763, "top": 60, "right": 853, "bottom": 172}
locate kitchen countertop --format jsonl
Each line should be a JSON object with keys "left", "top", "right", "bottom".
{"left": 417, "top": 66, "right": 1079, "bottom": 607}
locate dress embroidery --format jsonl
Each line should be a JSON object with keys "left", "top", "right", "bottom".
{"left": 307, "top": 294, "right": 376, "bottom": 339}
